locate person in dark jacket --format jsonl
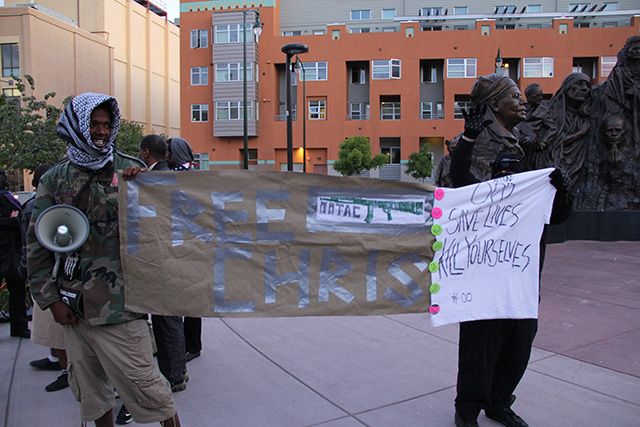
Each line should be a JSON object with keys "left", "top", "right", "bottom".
{"left": 0, "top": 168, "right": 30, "bottom": 338}
{"left": 450, "top": 74, "right": 572, "bottom": 427}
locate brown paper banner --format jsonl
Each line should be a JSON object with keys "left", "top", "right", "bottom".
{"left": 119, "top": 170, "right": 436, "bottom": 318}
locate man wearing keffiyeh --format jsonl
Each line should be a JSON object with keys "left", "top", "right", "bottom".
{"left": 27, "top": 93, "right": 181, "bottom": 426}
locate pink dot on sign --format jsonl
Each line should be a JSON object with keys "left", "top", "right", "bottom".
{"left": 429, "top": 305, "right": 440, "bottom": 314}
{"left": 432, "top": 207, "right": 442, "bottom": 219}
{"left": 435, "top": 188, "right": 445, "bottom": 200}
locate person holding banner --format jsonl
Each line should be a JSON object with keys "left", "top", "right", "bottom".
{"left": 27, "top": 93, "right": 180, "bottom": 427}
{"left": 450, "top": 74, "right": 572, "bottom": 427}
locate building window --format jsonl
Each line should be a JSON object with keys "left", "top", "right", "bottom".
{"left": 495, "top": 5, "right": 517, "bottom": 13}
{"left": 190, "top": 29, "right": 208, "bottom": 48}
{"left": 381, "top": 146, "right": 401, "bottom": 164}
{"left": 454, "top": 100, "right": 472, "bottom": 119}
{"left": 528, "top": 23, "right": 542, "bottom": 29}
{"left": 216, "top": 101, "right": 251, "bottom": 120}
{"left": 282, "top": 31, "right": 302, "bottom": 36}
{"left": 523, "top": 57, "right": 554, "bottom": 77}
{"left": 603, "top": 22, "right": 617, "bottom": 27}
{"left": 380, "top": 101, "right": 401, "bottom": 120}
{"left": 191, "top": 104, "right": 209, "bottom": 122}
{"left": 382, "top": 9, "right": 396, "bottom": 19}
{"left": 313, "top": 30, "right": 325, "bottom": 35}
{"left": 351, "top": 10, "right": 371, "bottom": 20}
{"left": 309, "top": 100, "right": 326, "bottom": 120}
{"left": 574, "top": 22, "right": 590, "bottom": 28}
{"left": 351, "top": 28, "right": 371, "bottom": 33}
{"left": 496, "top": 24, "right": 516, "bottom": 30}
{"left": 421, "top": 7, "right": 443, "bottom": 16}
{"left": 454, "top": 25, "right": 468, "bottom": 30}
{"left": 1, "top": 43, "right": 20, "bottom": 77}
{"left": 559, "top": 23, "right": 569, "bottom": 34}
{"left": 527, "top": 4, "right": 542, "bottom": 12}
{"left": 569, "top": 3, "right": 591, "bottom": 11}
{"left": 215, "top": 63, "right": 252, "bottom": 82}
{"left": 420, "top": 102, "right": 444, "bottom": 120}
{"left": 481, "top": 25, "right": 491, "bottom": 35}
{"left": 422, "top": 64, "right": 438, "bottom": 83}
{"left": 601, "top": 56, "right": 617, "bottom": 77}
{"left": 193, "top": 153, "right": 209, "bottom": 170}
{"left": 603, "top": 2, "right": 618, "bottom": 10}
{"left": 454, "top": 7, "right": 468, "bottom": 15}
{"left": 422, "top": 26, "right": 443, "bottom": 31}
{"left": 447, "top": 58, "right": 477, "bottom": 78}
{"left": 332, "top": 30, "right": 340, "bottom": 40}
{"left": 372, "top": 59, "right": 401, "bottom": 79}
{"left": 190, "top": 67, "right": 208, "bottom": 85}
{"left": 351, "top": 66, "right": 366, "bottom": 84}
{"left": 301, "top": 62, "right": 328, "bottom": 81}
{"left": 382, "top": 27, "right": 396, "bottom": 32}
{"left": 348, "top": 102, "right": 370, "bottom": 120}
{"left": 215, "top": 24, "right": 252, "bottom": 44}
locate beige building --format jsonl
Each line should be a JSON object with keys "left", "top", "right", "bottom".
{"left": 2, "top": 0, "right": 180, "bottom": 136}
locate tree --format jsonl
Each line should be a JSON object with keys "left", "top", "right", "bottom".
{"left": 0, "top": 76, "right": 68, "bottom": 176}
{"left": 333, "top": 136, "right": 388, "bottom": 176}
{"left": 404, "top": 143, "right": 434, "bottom": 182}
{"left": 115, "top": 119, "right": 145, "bottom": 157}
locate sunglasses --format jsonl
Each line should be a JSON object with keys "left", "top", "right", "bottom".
{"left": 491, "top": 158, "right": 521, "bottom": 170}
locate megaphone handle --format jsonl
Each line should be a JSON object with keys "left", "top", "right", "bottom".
{"left": 51, "top": 253, "right": 62, "bottom": 282}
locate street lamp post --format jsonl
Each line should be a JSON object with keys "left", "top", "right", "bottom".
{"left": 294, "top": 56, "right": 306, "bottom": 173}
{"left": 281, "top": 43, "right": 308, "bottom": 171}
{"left": 243, "top": 9, "right": 263, "bottom": 169}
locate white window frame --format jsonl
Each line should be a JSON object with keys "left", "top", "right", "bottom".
{"left": 193, "top": 153, "right": 209, "bottom": 171}
{"left": 380, "top": 102, "right": 401, "bottom": 120}
{"left": 348, "top": 102, "right": 369, "bottom": 120}
{"left": 215, "top": 101, "right": 252, "bottom": 120}
{"left": 454, "top": 101, "right": 473, "bottom": 120}
{"left": 420, "top": 102, "right": 444, "bottom": 120}
{"left": 523, "top": 57, "right": 554, "bottom": 78}
{"left": 309, "top": 100, "right": 326, "bottom": 120}
{"left": 495, "top": 5, "right": 517, "bottom": 13}
{"left": 190, "top": 67, "right": 208, "bottom": 85}
{"left": 381, "top": 146, "right": 401, "bottom": 164}
{"left": 190, "top": 29, "right": 208, "bottom": 48}
{"left": 282, "top": 31, "right": 302, "bottom": 36}
{"left": 382, "top": 9, "right": 396, "bottom": 19}
{"left": 215, "top": 24, "right": 251, "bottom": 44}
{"left": 601, "top": 56, "right": 617, "bottom": 77}
{"left": 351, "top": 66, "right": 366, "bottom": 84}
{"left": 422, "top": 7, "right": 443, "bottom": 16}
{"left": 454, "top": 7, "right": 468, "bottom": 15}
{"left": 446, "top": 58, "right": 477, "bottom": 78}
{"left": 191, "top": 104, "right": 209, "bottom": 122}
{"left": 350, "top": 28, "right": 371, "bottom": 34}
{"left": 302, "top": 62, "right": 328, "bottom": 81}
{"left": 372, "top": 59, "right": 401, "bottom": 80}
{"left": 422, "top": 64, "right": 438, "bottom": 83}
{"left": 351, "top": 10, "right": 371, "bottom": 20}
{"left": 215, "top": 63, "right": 253, "bottom": 82}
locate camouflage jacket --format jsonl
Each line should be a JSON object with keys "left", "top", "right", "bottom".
{"left": 28, "top": 152, "right": 146, "bottom": 325}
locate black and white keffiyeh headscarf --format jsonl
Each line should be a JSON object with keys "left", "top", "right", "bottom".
{"left": 57, "top": 93, "right": 121, "bottom": 170}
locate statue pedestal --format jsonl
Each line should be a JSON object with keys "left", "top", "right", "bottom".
{"left": 547, "top": 210, "right": 640, "bottom": 243}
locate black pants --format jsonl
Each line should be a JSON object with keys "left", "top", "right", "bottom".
{"left": 5, "top": 278, "right": 29, "bottom": 335}
{"left": 151, "top": 315, "right": 186, "bottom": 383}
{"left": 455, "top": 318, "right": 538, "bottom": 420}
{"left": 184, "top": 316, "right": 202, "bottom": 354}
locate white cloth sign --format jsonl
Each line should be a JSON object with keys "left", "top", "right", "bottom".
{"left": 429, "top": 168, "right": 556, "bottom": 327}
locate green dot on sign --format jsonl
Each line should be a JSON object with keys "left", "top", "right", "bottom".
{"left": 431, "top": 224, "right": 442, "bottom": 236}
{"left": 428, "top": 261, "right": 439, "bottom": 273}
{"left": 432, "top": 240, "right": 444, "bottom": 251}
{"left": 430, "top": 283, "right": 440, "bottom": 294}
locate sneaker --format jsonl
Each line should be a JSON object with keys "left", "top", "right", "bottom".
{"left": 115, "top": 404, "right": 132, "bottom": 425}
{"left": 30, "top": 358, "right": 62, "bottom": 371}
{"left": 454, "top": 412, "right": 479, "bottom": 427}
{"left": 45, "top": 373, "right": 69, "bottom": 392}
{"left": 171, "top": 377, "right": 188, "bottom": 393}
{"left": 485, "top": 407, "right": 529, "bottom": 427}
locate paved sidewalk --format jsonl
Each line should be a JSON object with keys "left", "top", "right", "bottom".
{"left": 2, "top": 240, "right": 639, "bottom": 426}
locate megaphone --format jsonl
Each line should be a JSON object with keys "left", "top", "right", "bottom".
{"left": 35, "top": 205, "right": 90, "bottom": 281}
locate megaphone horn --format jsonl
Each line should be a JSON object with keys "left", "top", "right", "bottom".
{"left": 35, "top": 204, "right": 90, "bottom": 253}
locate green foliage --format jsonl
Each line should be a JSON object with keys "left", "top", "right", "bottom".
{"left": 115, "top": 119, "right": 145, "bottom": 157}
{"left": 405, "top": 143, "right": 434, "bottom": 182}
{"left": 0, "top": 76, "right": 67, "bottom": 180}
{"left": 333, "top": 136, "right": 389, "bottom": 176}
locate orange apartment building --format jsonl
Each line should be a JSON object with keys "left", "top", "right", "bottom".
{"left": 179, "top": 0, "right": 639, "bottom": 181}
